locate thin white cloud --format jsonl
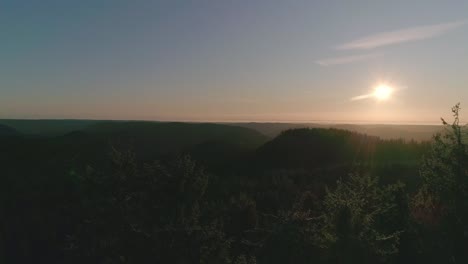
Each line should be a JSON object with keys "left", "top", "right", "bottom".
{"left": 316, "top": 53, "right": 381, "bottom": 66}
{"left": 350, "top": 93, "right": 373, "bottom": 101}
{"left": 337, "top": 20, "right": 468, "bottom": 50}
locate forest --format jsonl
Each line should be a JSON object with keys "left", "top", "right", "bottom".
{"left": 0, "top": 104, "right": 467, "bottom": 264}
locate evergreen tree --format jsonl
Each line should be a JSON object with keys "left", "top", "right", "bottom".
{"left": 318, "top": 173, "right": 403, "bottom": 263}
{"left": 414, "top": 103, "right": 468, "bottom": 262}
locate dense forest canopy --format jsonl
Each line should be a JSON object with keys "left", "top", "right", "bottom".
{"left": 0, "top": 106, "right": 467, "bottom": 263}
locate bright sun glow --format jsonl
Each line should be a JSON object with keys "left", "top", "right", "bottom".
{"left": 373, "top": 84, "right": 393, "bottom": 101}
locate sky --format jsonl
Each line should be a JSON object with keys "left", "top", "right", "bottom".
{"left": 1, "top": 0, "right": 468, "bottom": 124}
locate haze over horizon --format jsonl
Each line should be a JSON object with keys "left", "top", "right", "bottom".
{"left": 2, "top": 1, "right": 468, "bottom": 123}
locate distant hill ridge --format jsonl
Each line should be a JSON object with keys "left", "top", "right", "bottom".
{"left": 0, "top": 124, "right": 20, "bottom": 136}
{"left": 85, "top": 121, "right": 268, "bottom": 146}
{"left": 232, "top": 122, "right": 443, "bottom": 141}
{"left": 0, "top": 119, "right": 98, "bottom": 136}
{"left": 1, "top": 119, "right": 444, "bottom": 141}
{"left": 255, "top": 128, "right": 427, "bottom": 170}
{"left": 55, "top": 121, "right": 268, "bottom": 162}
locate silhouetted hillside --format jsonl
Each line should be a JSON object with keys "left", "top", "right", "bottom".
{"left": 233, "top": 122, "right": 442, "bottom": 141}
{"left": 85, "top": 122, "right": 268, "bottom": 158}
{"left": 227, "top": 123, "right": 319, "bottom": 138}
{"left": 0, "top": 124, "right": 19, "bottom": 136}
{"left": 0, "top": 119, "right": 99, "bottom": 136}
{"left": 332, "top": 124, "right": 443, "bottom": 141}
{"left": 256, "top": 128, "right": 380, "bottom": 169}
{"left": 254, "top": 128, "right": 428, "bottom": 190}
{"left": 0, "top": 118, "right": 453, "bottom": 263}
{"left": 0, "top": 122, "right": 269, "bottom": 177}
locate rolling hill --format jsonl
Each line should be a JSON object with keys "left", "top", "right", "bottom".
{"left": 0, "top": 119, "right": 99, "bottom": 136}
{"left": 0, "top": 122, "right": 269, "bottom": 175}
{"left": 231, "top": 122, "right": 442, "bottom": 141}
{"left": 0, "top": 124, "right": 20, "bottom": 136}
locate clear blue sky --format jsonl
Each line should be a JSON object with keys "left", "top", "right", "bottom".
{"left": 1, "top": 0, "right": 468, "bottom": 123}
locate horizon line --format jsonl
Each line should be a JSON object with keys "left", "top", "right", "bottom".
{"left": 0, "top": 117, "right": 445, "bottom": 126}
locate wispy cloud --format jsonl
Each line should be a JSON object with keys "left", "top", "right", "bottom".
{"left": 337, "top": 20, "right": 468, "bottom": 50}
{"left": 350, "top": 94, "right": 374, "bottom": 101}
{"left": 316, "top": 53, "right": 381, "bottom": 66}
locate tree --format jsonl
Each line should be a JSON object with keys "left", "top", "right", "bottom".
{"left": 258, "top": 191, "right": 319, "bottom": 264}
{"left": 317, "top": 173, "right": 404, "bottom": 263}
{"left": 414, "top": 103, "right": 468, "bottom": 262}
{"left": 67, "top": 149, "right": 231, "bottom": 263}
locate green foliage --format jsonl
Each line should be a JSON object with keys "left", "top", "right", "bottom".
{"left": 258, "top": 198, "right": 318, "bottom": 264}
{"left": 419, "top": 103, "right": 468, "bottom": 207}
{"left": 413, "top": 103, "right": 468, "bottom": 262}
{"left": 0, "top": 114, "right": 457, "bottom": 263}
{"left": 66, "top": 150, "right": 231, "bottom": 263}
{"left": 318, "top": 174, "right": 404, "bottom": 263}
{"left": 233, "top": 254, "right": 257, "bottom": 264}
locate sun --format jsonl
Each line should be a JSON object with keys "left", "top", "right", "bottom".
{"left": 350, "top": 83, "right": 398, "bottom": 102}
{"left": 373, "top": 84, "right": 393, "bottom": 101}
